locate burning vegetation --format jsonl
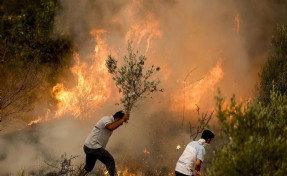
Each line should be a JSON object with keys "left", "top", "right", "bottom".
{"left": 2, "top": 0, "right": 287, "bottom": 175}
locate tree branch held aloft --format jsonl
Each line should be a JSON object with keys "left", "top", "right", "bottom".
{"left": 106, "top": 42, "right": 162, "bottom": 112}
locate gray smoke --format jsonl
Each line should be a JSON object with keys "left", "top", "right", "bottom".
{"left": 1, "top": 0, "right": 287, "bottom": 174}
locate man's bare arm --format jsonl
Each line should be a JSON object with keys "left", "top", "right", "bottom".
{"left": 195, "top": 159, "right": 202, "bottom": 176}
{"left": 105, "top": 113, "right": 129, "bottom": 131}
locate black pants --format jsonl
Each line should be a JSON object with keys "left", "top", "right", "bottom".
{"left": 175, "top": 171, "right": 193, "bottom": 176}
{"left": 84, "top": 145, "right": 116, "bottom": 176}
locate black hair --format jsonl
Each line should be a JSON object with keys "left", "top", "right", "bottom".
{"left": 113, "top": 110, "right": 125, "bottom": 119}
{"left": 201, "top": 130, "right": 215, "bottom": 140}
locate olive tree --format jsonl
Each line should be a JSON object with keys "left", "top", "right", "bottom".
{"left": 106, "top": 42, "right": 162, "bottom": 112}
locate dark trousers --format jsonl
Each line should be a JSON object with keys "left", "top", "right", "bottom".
{"left": 84, "top": 145, "right": 116, "bottom": 176}
{"left": 175, "top": 171, "right": 192, "bottom": 176}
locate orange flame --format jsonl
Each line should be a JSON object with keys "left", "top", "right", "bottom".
{"left": 27, "top": 109, "right": 52, "bottom": 125}
{"left": 27, "top": 118, "right": 42, "bottom": 126}
{"left": 118, "top": 168, "right": 137, "bottom": 176}
{"left": 171, "top": 60, "right": 224, "bottom": 112}
{"left": 103, "top": 167, "right": 138, "bottom": 176}
{"left": 51, "top": 31, "right": 112, "bottom": 119}
{"left": 125, "top": 13, "right": 161, "bottom": 53}
{"left": 28, "top": 12, "right": 162, "bottom": 125}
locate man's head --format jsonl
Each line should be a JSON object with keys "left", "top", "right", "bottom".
{"left": 201, "top": 130, "right": 215, "bottom": 144}
{"left": 113, "top": 110, "right": 125, "bottom": 119}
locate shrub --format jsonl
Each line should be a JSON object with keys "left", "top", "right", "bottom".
{"left": 209, "top": 90, "right": 287, "bottom": 176}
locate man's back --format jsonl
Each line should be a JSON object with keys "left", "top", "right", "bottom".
{"left": 84, "top": 116, "right": 114, "bottom": 149}
{"left": 175, "top": 140, "right": 206, "bottom": 175}
{"left": 83, "top": 111, "right": 129, "bottom": 175}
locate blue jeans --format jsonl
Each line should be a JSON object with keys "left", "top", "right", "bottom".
{"left": 84, "top": 145, "right": 116, "bottom": 176}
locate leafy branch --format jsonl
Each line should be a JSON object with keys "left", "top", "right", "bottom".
{"left": 106, "top": 42, "right": 162, "bottom": 112}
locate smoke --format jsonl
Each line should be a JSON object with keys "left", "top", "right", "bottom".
{"left": 54, "top": 0, "right": 287, "bottom": 101}
{"left": 1, "top": 0, "right": 287, "bottom": 174}
{"left": 0, "top": 118, "right": 91, "bottom": 175}
{"left": 0, "top": 112, "right": 188, "bottom": 175}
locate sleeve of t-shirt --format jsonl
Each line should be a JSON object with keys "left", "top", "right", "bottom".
{"left": 197, "top": 147, "right": 205, "bottom": 162}
{"left": 102, "top": 116, "right": 113, "bottom": 127}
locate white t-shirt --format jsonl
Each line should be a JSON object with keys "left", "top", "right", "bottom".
{"left": 84, "top": 116, "right": 115, "bottom": 149}
{"left": 175, "top": 139, "right": 206, "bottom": 175}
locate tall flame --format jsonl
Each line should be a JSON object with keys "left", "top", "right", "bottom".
{"left": 28, "top": 12, "right": 162, "bottom": 125}
{"left": 171, "top": 60, "right": 224, "bottom": 112}
{"left": 125, "top": 13, "right": 161, "bottom": 53}
{"left": 52, "top": 30, "right": 111, "bottom": 119}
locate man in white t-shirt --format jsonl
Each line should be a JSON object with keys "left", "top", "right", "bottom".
{"left": 82, "top": 110, "right": 129, "bottom": 176}
{"left": 175, "top": 130, "right": 215, "bottom": 176}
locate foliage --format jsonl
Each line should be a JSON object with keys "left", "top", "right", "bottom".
{"left": 0, "top": 62, "right": 39, "bottom": 121}
{"left": 106, "top": 42, "right": 162, "bottom": 112}
{"left": 0, "top": 0, "right": 73, "bottom": 121}
{"left": 45, "top": 153, "right": 85, "bottom": 176}
{"left": 209, "top": 90, "right": 287, "bottom": 176}
{"left": 14, "top": 154, "right": 85, "bottom": 176}
{"left": 0, "top": 0, "right": 72, "bottom": 66}
{"left": 258, "top": 24, "right": 287, "bottom": 104}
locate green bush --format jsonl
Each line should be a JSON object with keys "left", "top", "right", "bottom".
{"left": 209, "top": 91, "right": 287, "bottom": 176}
{"left": 258, "top": 24, "right": 287, "bottom": 104}
{"left": 0, "top": 0, "right": 73, "bottom": 121}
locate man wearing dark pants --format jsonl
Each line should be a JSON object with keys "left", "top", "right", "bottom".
{"left": 83, "top": 111, "right": 129, "bottom": 176}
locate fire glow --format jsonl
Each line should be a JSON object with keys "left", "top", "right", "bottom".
{"left": 125, "top": 12, "right": 162, "bottom": 54}
{"left": 27, "top": 13, "right": 162, "bottom": 125}
{"left": 27, "top": 118, "right": 42, "bottom": 126}
{"left": 52, "top": 31, "right": 112, "bottom": 119}
{"left": 170, "top": 60, "right": 224, "bottom": 112}
{"left": 27, "top": 6, "right": 224, "bottom": 125}
{"left": 28, "top": 31, "right": 113, "bottom": 125}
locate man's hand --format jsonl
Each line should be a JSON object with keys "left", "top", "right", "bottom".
{"left": 123, "top": 113, "right": 130, "bottom": 123}
{"left": 195, "top": 159, "right": 202, "bottom": 176}
{"left": 195, "top": 171, "right": 201, "bottom": 176}
{"left": 106, "top": 112, "right": 130, "bottom": 130}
